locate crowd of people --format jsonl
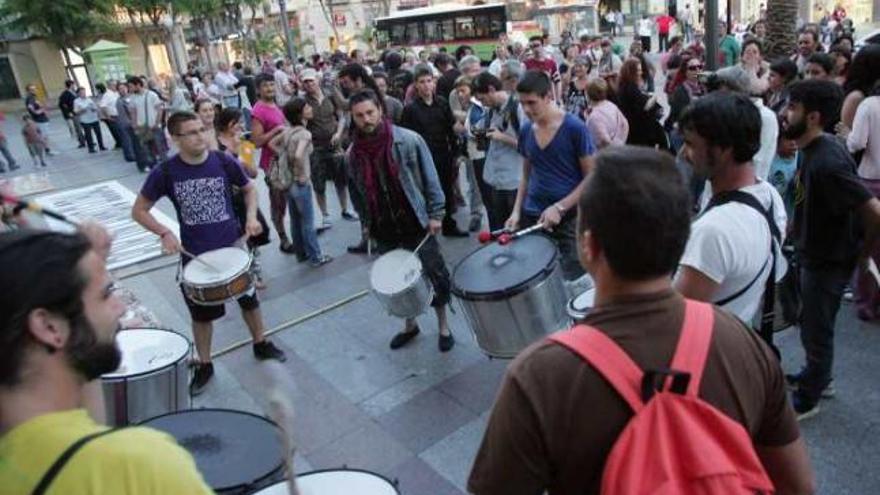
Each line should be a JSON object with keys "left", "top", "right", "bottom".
{"left": 2, "top": 10, "right": 880, "bottom": 493}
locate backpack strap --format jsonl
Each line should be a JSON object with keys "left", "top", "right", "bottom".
{"left": 549, "top": 327, "right": 645, "bottom": 413}
{"left": 31, "top": 427, "right": 121, "bottom": 495}
{"left": 668, "top": 300, "right": 715, "bottom": 396}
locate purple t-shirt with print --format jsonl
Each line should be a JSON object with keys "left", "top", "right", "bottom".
{"left": 140, "top": 151, "right": 250, "bottom": 256}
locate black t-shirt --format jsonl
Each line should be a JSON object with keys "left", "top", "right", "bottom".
{"left": 25, "top": 95, "right": 49, "bottom": 123}
{"left": 400, "top": 96, "right": 456, "bottom": 157}
{"left": 793, "top": 133, "right": 873, "bottom": 269}
{"left": 436, "top": 68, "right": 461, "bottom": 104}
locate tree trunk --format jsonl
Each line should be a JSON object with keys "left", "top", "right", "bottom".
{"left": 765, "top": 0, "right": 798, "bottom": 58}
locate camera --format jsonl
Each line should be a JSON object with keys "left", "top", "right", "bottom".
{"left": 473, "top": 128, "right": 490, "bottom": 152}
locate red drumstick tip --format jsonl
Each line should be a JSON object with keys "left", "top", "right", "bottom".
{"left": 478, "top": 231, "right": 492, "bottom": 244}
{"left": 498, "top": 233, "right": 512, "bottom": 245}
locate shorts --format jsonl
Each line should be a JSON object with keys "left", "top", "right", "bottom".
{"left": 310, "top": 147, "right": 347, "bottom": 194}
{"left": 180, "top": 285, "right": 260, "bottom": 322}
{"left": 376, "top": 234, "right": 451, "bottom": 308}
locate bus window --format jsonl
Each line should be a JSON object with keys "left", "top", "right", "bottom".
{"left": 455, "top": 16, "right": 475, "bottom": 39}
{"left": 424, "top": 19, "right": 442, "bottom": 42}
{"left": 406, "top": 22, "right": 422, "bottom": 44}
{"left": 489, "top": 13, "right": 505, "bottom": 36}
{"left": 441, "top": 19, "right": 455, "bottom": 41}
{"left": 391, "top": 23, "right": 407, "bottom": 44}
{"left": 474, "top": 15, "right": 489, "bottom": 37}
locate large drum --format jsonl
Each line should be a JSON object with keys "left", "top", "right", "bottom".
{"left": 140, "top": 408, "right": 285, "bottom": 494}
{"left": 102, "top": 328, "right": 190, "bottom": 426}
{"left": 253, "top": 469, "right": 400, "bottom": 494}
{"left": 370, "top": 249, "right": 433, "bottom": 319}
{"left": 182, "top": 247, "right": 254, "bottom": 306}
{"left": 452, "top": 235, "right": 569, "bottom": 358}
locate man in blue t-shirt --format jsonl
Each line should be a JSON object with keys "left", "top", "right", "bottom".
{"left": 506, "top": 70, "right": 595, "bottom": 281}
{"left": 132, "top": 111, "right": 286, "bottom": 396}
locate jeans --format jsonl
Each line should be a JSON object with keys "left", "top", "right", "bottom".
{"left": 287, "top": 181, "right": 322, "bottom": 262}
{"left": 135, "top": 127, "right": 167, "bottom": 170}
{"left": 0, "top": 137, "right": 17, "bottom": 169}
{"left": 465, "top": 157, "right": 486, "bottom": 218}
{"left": 522, "top": 211, "right": 585, "bottom": 281}
{"left": 487, "top": 187, "right": 517, "bottom": 231}
{"left": 798, "top": 264, "right": 851, "bottom": 402}
{"left": 117, "top": 125, "right": 138, "bottom": 162}
{"left": 81, "top": 121, "right": 105, "bottom": 151}
{"left": 658, "top": 32, "right": 669, "bottom": 52}
{"left": 102, "top": 119, "right": 122, "bottom": 148}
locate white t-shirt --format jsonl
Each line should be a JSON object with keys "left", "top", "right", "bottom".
{"left": 753, "top": 98, "right": 779, "bottom": 181}
{"left": 99, "top": 90, "right": 119, "bottom": 118}
{"left": 129, "top": 90, "right": 163, "bottom": 128}
{"left": 678, "top": 180, "right": 788, "bottom": 323}
{"left": 73, "top": 97, "right": 99, "bottom": 124}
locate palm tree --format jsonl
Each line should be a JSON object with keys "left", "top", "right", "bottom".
{"left": 764, "top": 0, "right": 798, "bottom": 58}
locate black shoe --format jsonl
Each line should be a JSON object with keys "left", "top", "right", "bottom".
{"left": 189, "top": 362, "right": 214, "bottom": 396}
{"left": 99, "top": 147, "right": 108, "bottom": 151}
{"left": 9, "top": 163, "right": 19, "bottom": 171}
{"left": 438, "top": 333, "right": 455, "bottom": 352}
{"left": 791, "top": 389, "right": 821, "bottom": 421}
{"left": 442, "top": 224, "right": 469, "bottom": 238}
{"left": 280, "top": 242, "right": 298, "bottom": 254}
{"left": 341, "top": 210, "right": 359, "bottom": 221}
{"left": 785, "top": 371, "right": 835, "bottom": 398}
{"left": 296, "top": 254, "right": 308, "bottom": 263}
{"left": 390, "top": 325, "right": 420, "bottom": 350}
{"left": 309, "top": 254, "right": 333, "bottom": 267}
{"left": 253, "top": 340, "right": 287, "bottom": 362}
{"left": 88, "top": 149, "right": 96, "bottom": 154}
{"left": 78, "top": 143, "right": 86, "bottom": 149}
{"left": 347, "top": 240, "right": 369, "bottom": 254}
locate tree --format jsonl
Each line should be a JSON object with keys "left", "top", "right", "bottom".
{"left": 178, "top": 0, "right": 223, "bottom": 68}
{"left": 0, "top": 0, "right": 116, "bottom": 78}
{"left": 117, "top": 0, "right": 175, "bottom": 76}
{"left": 764, "top": 0, "right": 798, "bottom": 58}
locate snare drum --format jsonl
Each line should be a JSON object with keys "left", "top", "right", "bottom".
{"left": 370, "top": 249, "right": 433, "bottom": 319}
{"left": 182, "top": 247, "right": 254, "bottom": 306}
{"left": 102, "top": 328, "right": 191, "bottom": 426}
{"left": 253, "top": 469, "right": 400, "bottom": 494}
{"left": 452, "top": 235, "right": 569, "bottom": 358}
{"left": 140, "top": 408, "right": 285, "bottom": 494}
{"left": 566, "top": 288, "right": 596, "bottom": 324}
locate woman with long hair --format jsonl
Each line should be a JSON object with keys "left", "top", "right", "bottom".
{"left": 666, "top": 55, "right": 706, "bottom": 150}
{"left": 839, "top": 45, "right": 880, "bottom": 129}
{"left": 270, "top": 98, "right": 332, "bottom": 267}
{"left": 216, "top": 107, "right": 271, "bottom": 289}
{"left": 740, "top": 38, "right": 770, "bottom": 95}
{"left": 564, "top": 58, "right": 592, "bottom": 119}
{"left": 617, "top": 58, "right": 667, "bottom": 150}
{"left": 194, "top": 99, "right": 219, "bottom": 150}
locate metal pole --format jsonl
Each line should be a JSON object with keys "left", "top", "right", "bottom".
{"left": 278, "top": 0, "right": 296, "bottom": 61}
{"left": 705, "top": 0, "right": 718, "bottom": 70}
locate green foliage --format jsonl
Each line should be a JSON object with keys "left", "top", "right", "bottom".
{"left": 0, "top": 0, "right": 117, "bottom": 52}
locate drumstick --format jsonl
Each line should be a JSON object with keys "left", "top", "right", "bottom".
{"left": 263, "top": 361, "right": 301, "bottom": 495}
{"left": 1, "top": 192, "right": 79, "bottom": 227}
{"left": 178, "top": 246, "right": 222, "bottom": 272}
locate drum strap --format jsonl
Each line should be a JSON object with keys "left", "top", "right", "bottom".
{"left": 31, "top": 427, "right": 122, "bottom": 495}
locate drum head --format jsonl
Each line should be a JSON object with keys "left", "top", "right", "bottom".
{"left": 370, "top": 249, "right": 424, "bottom": 295}
{"left": 452, "top": 235, "right": 558, "bottom": 300}
{"left": 140, "top": 409, "right": 284, "bottom": 492}
{"left": 567, "top": 288, "right": 596, "bottom": 320}
{"left": 297, "top": 469, "right": 399, "bottom": 494}
{"left": 104, "top": 329, "right": 190, "bottom": 378}
{"left": 183, "top": 247, "right": 250, "bottom": 285}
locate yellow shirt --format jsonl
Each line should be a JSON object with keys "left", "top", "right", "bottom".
{"left": 0, "top": 409, "right": 213, "bottom": 495}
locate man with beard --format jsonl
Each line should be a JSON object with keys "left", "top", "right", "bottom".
{"left": 346, "top": 89, "right": 455, "bottom": 352}
{"left": 0, "top": 225, "right": 212, "bottom": 493}
{"left": 782, "top": 79, "right": 880, "bottom": 419}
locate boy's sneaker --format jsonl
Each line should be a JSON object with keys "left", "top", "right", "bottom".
{"left": 791, "top": 390, "right": 821, "bottom": 421}
{"left": 189, "top": 362, "right": 214, "bottom": 396}
{"left": 785, "top": 371, "right": 835, "bottom": 398}
{"left": 253, "top": 340, "right": 287, "bottom": 362}
{"left": 341, "top": 210, "right": 358, "bottom": 221}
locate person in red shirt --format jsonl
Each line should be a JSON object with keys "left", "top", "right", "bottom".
{"left": 656, "top": 13, "right": 676, "bottom": 52}
{"left": 524, "top": 35, "right": 562, "bottom": 102}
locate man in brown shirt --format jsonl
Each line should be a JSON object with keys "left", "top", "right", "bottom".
{"left": 468, "top": 146, "right": 815, "bottom": 495}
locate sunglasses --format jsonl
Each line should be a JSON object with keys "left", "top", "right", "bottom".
{"left": 687, "top": 64, "right": 703, "bottom": 70}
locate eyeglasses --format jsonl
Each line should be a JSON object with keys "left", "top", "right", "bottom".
{"left": 175, "top": 128, "right": 209, "bottom": 138}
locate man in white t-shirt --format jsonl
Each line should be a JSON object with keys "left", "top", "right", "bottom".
{"left": 127, "top": 76, "right": 166, "bottom": 172}
{"left": 675, "top": 92, "right": 787, "bottom": 326}
{"left": 214, "top": 62, "right": 241, "bottom": 109}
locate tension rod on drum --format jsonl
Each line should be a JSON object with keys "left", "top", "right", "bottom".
{"left": 210, "top": 289, "right": 370, "bottom": 359}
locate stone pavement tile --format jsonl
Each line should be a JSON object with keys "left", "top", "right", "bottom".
{"left": 436, "top": 359, "right": 508, "bottom": 416}
{"left": 305, "top": 420, "right": 412, "bottom": 476}
{"left": 308, "top": 337, "right": 416, "bottom": 403}
{"left": 419, "top": 413, "right": 489, "bottom": 493}
{"left": 276, "top": 316, "right": 353, "bottom": 363}
{"left": 218, "top": 341, "right": 373, "bottom": 455}
{"left": 376, "top": 389, "right": 477, "bottom": 454}
{"left": 387, "top": 456, "right": 466, "bottom": 495}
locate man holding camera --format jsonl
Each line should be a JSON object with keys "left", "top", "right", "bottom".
{"left": 472, "top": 72, "right": 526, "bottom": 231}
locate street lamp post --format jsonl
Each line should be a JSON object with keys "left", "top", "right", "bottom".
{"left": 705, "top": 0, "right": 718, "bottom": 70}
{"left": 278, "top": 0, "right": 296, "bottom": 61}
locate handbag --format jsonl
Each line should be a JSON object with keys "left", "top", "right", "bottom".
{"left": 267, "top": 129, "right": 294, "bottom": 190}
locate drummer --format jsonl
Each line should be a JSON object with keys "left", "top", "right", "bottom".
{"left": 132, "top": 111, "right": 286, "bottom": 396}
{"left": 505, "top": 71, "right": 594, "bottom": 287}
{"left": 346, "top": 89, "right": 455, "bottom": 352}
{"left": 0, "top": 225, "right": 213, "bottom": 493}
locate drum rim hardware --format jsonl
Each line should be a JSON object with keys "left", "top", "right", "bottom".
{"left": 102, "top": 328, "right": 190, "bottom": 380}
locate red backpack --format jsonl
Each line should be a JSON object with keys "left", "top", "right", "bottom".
{"left": 548, "top": 300, "right": 775, "bottom": 494}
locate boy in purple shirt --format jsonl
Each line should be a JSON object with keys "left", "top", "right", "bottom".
{"left": 132, "top": 111, "right": 286, "bottom": 395}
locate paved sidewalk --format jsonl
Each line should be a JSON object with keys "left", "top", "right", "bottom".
{"left": 3, "top": 113, "right": 879, "bottom": 494}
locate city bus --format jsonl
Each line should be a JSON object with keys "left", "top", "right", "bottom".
{"left": 374, "top": 3, "right": 508, "bottom": 61}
